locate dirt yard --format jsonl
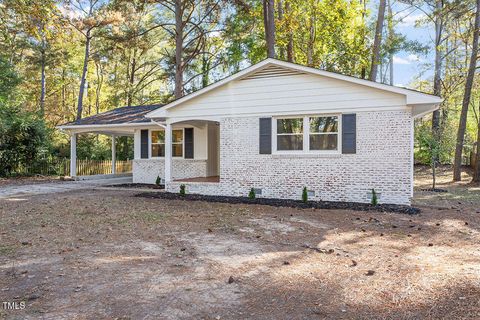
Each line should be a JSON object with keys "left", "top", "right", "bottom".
{"left": 1, "top": 167, "right": 479, "bottom": 319}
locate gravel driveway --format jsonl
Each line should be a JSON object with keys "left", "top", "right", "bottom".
{"left": 0, "top": 176, "right": 132, "bottom": 199}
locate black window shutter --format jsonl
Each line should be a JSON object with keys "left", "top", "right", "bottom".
{"left": 342, "top": 114, "right": 356, "bottom": 154}
{"left": 184, "top": 128, "right": 194, "bottom": 159}
{"left": 140, "top": 129, "right": 149, "bottom": 159}
{"left": 259, "top": 118, "right": 272, "bottom": 154}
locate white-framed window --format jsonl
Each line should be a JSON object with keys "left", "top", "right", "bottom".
{"left": 276, "top": 117, "right": 304, "bottom": 151}
{"left": 151, "top": 130, "right": 165, "bottom": 157}
{"left": 273, "top": 115, "right": 340, "bottom": 153}
{"left": 150, "top": 128, "right": 184, "bottom": 158}
{"left": 308, "top": 116, "right": 338, "bottom": 151}
{"left": 172, "top": 129, "right": 184, "bottom": 157}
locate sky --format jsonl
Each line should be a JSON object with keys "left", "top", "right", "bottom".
{"left": 390, "top": 2, "right": 434, "bottom": 88}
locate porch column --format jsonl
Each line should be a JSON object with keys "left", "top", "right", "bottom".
{"left": 165, "top": 123, "right": 172, "bottom": 182}
{"left": 70, "top": 132, "right": 77, "bottom": 177}
{"left": 111, "top": 134, "right": 116, "bottom": 175}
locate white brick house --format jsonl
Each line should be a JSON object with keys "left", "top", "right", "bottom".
{"left": 59, "top": 59, "right": 441, "bottom": 205}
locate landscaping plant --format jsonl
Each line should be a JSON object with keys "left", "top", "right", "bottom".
{"left": 180, "top": 184, "right": 186, "bottom": 196}
{"left": 302, "top": 187, "right": 308, "bottom": 203}
{"left": 155, "top": 175, "right": 161, "bottom": 186}
{"left": 371, "top": 189, "right": 378, "bottom": 205}
{"left": 248, "top": 188, "right": 256, "bottom": 199}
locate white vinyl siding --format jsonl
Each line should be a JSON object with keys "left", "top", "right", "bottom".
{"left": 165, "top": 71, "right": 407, "bottom": 119}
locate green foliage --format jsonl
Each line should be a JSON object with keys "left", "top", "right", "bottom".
{"left": 0, "top": 57, "right": 49, "bottom": 177}
{"left": 248, "top": 188, "right": 256, "bottom": 199}
{"left": 179, "top": 184, "right": 186, "bottom": 196}
{"left": 0, "top": 58, "right": 20, "bottom": 101}
{"left": 371, "top": 189, "right": 378, "bottom": 206}
{"left": 0, "top": 103, "right": 49, "bottom": 176}
{"left": 155, "top": 176, "right": 161, "bottom": 186}
{"left": 415, "top": 121, "right": 457, "bottom": 165}
{"left": 302, "top": 187, "right": 308, "bottom": 203}
{"left": 1, "top": 0, "right": 478, "bottom": 182}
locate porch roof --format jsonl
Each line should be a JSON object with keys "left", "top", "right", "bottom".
{"left": 60, "top": 105, "right": 163, "bottom": 127}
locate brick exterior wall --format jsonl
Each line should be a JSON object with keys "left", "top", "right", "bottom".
{"left": 166, "top": 111, "right": 413, "bottom": 205}
{"left": 133, "top": 159, "right": 207, "bottom": 184}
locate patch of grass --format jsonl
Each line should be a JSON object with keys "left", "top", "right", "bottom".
{"left": 0, "top": 245, "right": 17, "bottom": 256}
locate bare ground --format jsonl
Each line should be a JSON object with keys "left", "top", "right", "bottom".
{"left": 0, "top": 176, "right": 63, "bottom": 187}
{"left": 1, "top": 167, "right": 479, "bottom": 319}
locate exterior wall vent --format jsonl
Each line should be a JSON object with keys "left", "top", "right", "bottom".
{"left": 242, "top": 65, "right": 304, "bottom": 80}
{"left": 253, "top": 188, "right": 262, "bottom": 195}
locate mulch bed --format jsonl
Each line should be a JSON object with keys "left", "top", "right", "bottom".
{"left": 106, "top": 183, "right": 165, "bottom": 190}
{"left": 419, "top": 188, "right": 448, "bottom": 193}
{"left": 135, "top": 192, "right": 420, "bottom": 215}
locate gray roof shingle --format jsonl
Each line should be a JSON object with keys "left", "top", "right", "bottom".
{"left": 62, "top": 105, "right": 163, "bottom": 126}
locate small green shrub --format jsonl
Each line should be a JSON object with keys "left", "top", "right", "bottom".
{"left": 302, "top": 187, "right": 308, "bottom": 203}
{"left": 371, "top": 189, "right": 378, "bottom": 206}
{"left": 155, "top": 175, "right": 161, "bottom": 186}
{"left": 248, "top": 188, "right": 256, "bottom": 199}
{"left": 179, "top": 184, "right": 186, "bottom": 196}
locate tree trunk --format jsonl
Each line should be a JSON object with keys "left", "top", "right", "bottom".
{"left": 40, "top": 49, "right": 46, "bottom": 118}
{"left": 453, "top": 0, "right": 480, "bottom": 181}
{"left": 369, "top": 0, "right": 386, "bottom": 82}
{"left": 174, "top": 0, "right": 184, "bottom": 99}
{"left": 202, "top": 53, "right": 209, "bottom": 88}
{"left": 95, "top": 60, "right": 102, "bottom": 114}
{"left": 360, "top": 0, "right": 367, "bottom": 79}
{"left": 474, "top": 119, "right": 480, "bottom": 182}
{"left": 127, "top": 56, "right": 136, "bottom": 106}
{"left": 61, "top": 68, "right": 66, "bottom": 116}
{"left": 387, "top": 0, "right": 393, "bottom": 85}
{"left": 307, "top": 3, "right": 315, "bottom": 66}
{"left": 263, "top": 0, "right": 275, "bottom": 58}
{"left": 286, "top": 1, "right": 293, "bottom": 62}
{"left": 77, "top": 31, "right": 91, "bottom": 121}
{"left": 431, "top": 0, "right": 444, "bottom": 134}
{"left": 277, "top": 0, "right": 285, "bottom": 60}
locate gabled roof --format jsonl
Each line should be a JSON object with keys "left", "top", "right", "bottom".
{"left": 146, "top": 58, "right": 442, "bottom": 118}
{"left": 59, "top": 105, "right": 163, "bottom": 128}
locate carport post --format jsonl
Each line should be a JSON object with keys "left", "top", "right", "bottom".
{"left": 111, "top": 134, "right": 116, "bottom": 175}
{"left": 70, "top": 132, "right": 77, "bottom": 177}
{"left": 165, "top": 123, "right": 172, "bottom": 182}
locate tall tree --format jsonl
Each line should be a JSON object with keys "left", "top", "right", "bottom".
{"left": 174, "top": 0, "right": 184, "bottom": 99}
{"left": 263, "top": 0, "right": 275, "bottom": 58}
{"left": 285, "top": 1, "right": 294, "bottom": 62}
{"left": 370, "top": 0, "right": 387, "bottom": 81}
{"left": 474, "top": 105, "right": 480, "bottom": 182}
{"left": 432, "top": 0, "right": 445, "bottom": 134}
{"left": 61, "top": 0, "right": 122, "bottom": 120}
{"left": 453, "top": 0, "right": 480, "bottom": 181}
{"left": 151, "top": 0, "right": 224, "bottom": 99}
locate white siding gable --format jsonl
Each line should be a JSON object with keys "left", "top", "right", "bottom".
{"left": 164, "top": 69, "right": 407, "bottom": 120}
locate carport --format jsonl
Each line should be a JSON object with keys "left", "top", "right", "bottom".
{"left": 57, "top": 105, "right": 162, "bottom": 178}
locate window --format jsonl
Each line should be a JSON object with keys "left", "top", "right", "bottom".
{"left": 309, "top": 116, "right": 338, "bottom": 151}
{"left": 151, "top": 130, "right": 165, "bottom": 157}
{"left": 150, "top": 129, "right": 184, "bottom": 157}
{"left": 172, "top": 129, "right": 183, "bottom": 157}
{"left": 274, "top": 115, "right": 339, "bottom": 153}
{"left": 276, "top": 118, "right": 303, "bottom": 151}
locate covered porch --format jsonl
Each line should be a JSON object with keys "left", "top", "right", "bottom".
{"left": 133, "top": 118, "right": 221, "bottom": 185}
{"left": 58, "top": 105, "right": 160, "bottom": 179}
{"left": 66, "top": 130, "right": 133, "bottom": 179}
{"left": 58, "top": 106, "right": 222, "bottom": 186}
